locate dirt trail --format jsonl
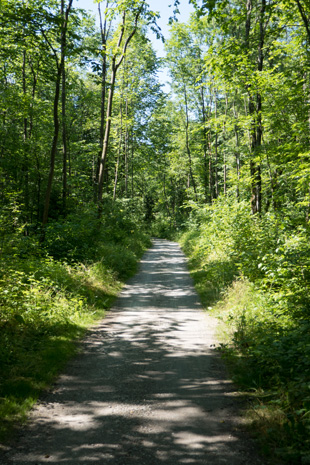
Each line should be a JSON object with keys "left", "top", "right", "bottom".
{"left": 2, "top": 239, "right": 264, "bottom": 465}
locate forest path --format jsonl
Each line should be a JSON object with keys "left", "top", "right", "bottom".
{"left": 3, "top": 239, "right": 263, "bottom": 465}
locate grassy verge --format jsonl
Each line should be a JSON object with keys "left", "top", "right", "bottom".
{"left": 209, "top": 279, "right": 310, "bottom": 464}
{"left": 0, "top": 208, "right": 151, "bottom": 446}
{"left": 0, "top": 257, "right": 122, "bottom": 445}
{"left": 179, "top": 199, "right": 310, "bottom": 465}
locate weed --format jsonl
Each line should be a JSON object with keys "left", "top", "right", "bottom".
{"left": 0, "top": 203, "right": 151, "bottom": 444}
{"left": 180, "top": 196, "right": 310, "bottom": 464}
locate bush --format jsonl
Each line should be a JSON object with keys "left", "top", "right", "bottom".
{"left": 0, "top": 199, "right": 151, "bottom": 443}
{"left": 180, "top": 195, "right": 310, "bottom": 463}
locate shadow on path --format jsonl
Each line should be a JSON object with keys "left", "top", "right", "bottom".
{"left": 3, "top": 240, "right": 263, "bottom": 465}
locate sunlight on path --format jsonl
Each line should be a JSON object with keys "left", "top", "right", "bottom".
{"left": 3, "top": 239, "right": 263, "bottom": 465}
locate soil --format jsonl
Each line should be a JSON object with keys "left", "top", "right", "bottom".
{"left": 1, "top": 239, "right": 265, "bottom": 465}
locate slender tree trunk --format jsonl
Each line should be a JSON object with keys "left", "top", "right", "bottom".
{"left": 246, "top": 0, "right": 265, "bottom": 215}
{"left": 224, "top": 155, "right": 227, "bottom": 195}
{"left": 28, "top": 57, "right": 38, "bottom": 139}
{"left": 214, "top": 133, "right": 219, "bottom": 198}
{"left": 208, "top": 135, "right": 215, "bottom": 202}
{"left": 183, "top": 82, "right": 198, "bottom": 201}
{"left": 232, "top": 99, "right": 240, "bottom": 200}
{"left": 97, "top": 9, "right": 141, "bottom": 208}
{"left": 27, "top": 58, "right": 38, "bottom": 220}
{"left": 295, "top": 0, "right": 310, "bottom": 42}
{"left": 22, "top": 50, "right": 27, "bottom": 143}
{"left": 62, "top": 20, "right": 68, "bottom": 214}
{"left": 95, "top": 1, "right": 110, "bottom": 198}
{"left": 124, "top": 97, "right": 129, "bottom": 196}
{"left": 223, "top": 93, "right": 229, "bottom": 195}
{"left": 253, "top": 0, "right": 266, "bottom": 214}
{"left": 131, "top": 130, "right": 134, "bottom": 198}
{"left": 236, "top": 153, "right": 240, "bottom": 200}
{"left": 98, "top": 65, "right": 117, "bottom": 203}
{"left": 42, "top": 66, "right": 62, "bottom": 229}
{"left": 214, "top": 88, "right": 219, "bottom": 198}
{"left": 113, "top": 102, "right": 123, "bottom": 201}
{"left": 42, "top": 0, "right": 73, "bottom": 231}
{"left": 113, "top": 148, "right": 121, "bottom": 201}
{"left": 98, "top": 1, "right": 109, "bottom": 149}
{"left": 245, "top": 0, "right": 257, "bottom": 214}
{"left": 200, "top": 84, "right": 209, "bottom": 203}
{"left": 22, "top": 49, "right": 30, "bottom": 217}
{"left": 207, "top": 88, "right": 215, "bottom": 202}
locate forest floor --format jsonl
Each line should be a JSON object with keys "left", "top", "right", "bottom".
{"left": 1, "top": 239, "right": 266, "bottom": 465}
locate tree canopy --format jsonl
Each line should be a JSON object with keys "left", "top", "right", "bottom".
{"left": 2, "top": 0, "right": 310, "bottom": 461}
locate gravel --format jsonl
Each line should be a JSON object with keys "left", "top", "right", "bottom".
{"left": 1, "top": 239, "right": 265, "bottom": 465}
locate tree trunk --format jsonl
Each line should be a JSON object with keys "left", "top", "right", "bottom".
{"left": 295, "top": 0, "right": 310, "bottom": 43}
{"left": 41, "top": 0, "right": 73, "bottom": 231}
{"left": 183, "top": 82, "right": 198, "bottom": 201}
{"left": 22, "top": 49, "right": 29, "bottom": 217}
{"left": 42, "top": 65, "right": 62, "bottom": 230}
{"left": 124, "top": 96, "right": 129, "bottom": 196}
{"left": 200, "top": 84, "right": 209, "bottom": 203}
{"left": 208, "top": 135, "right": 215, "bottom": 202}
{"left": 62, "top": 15, "right": 68, "bottom": 214}
{"left": 233, "top": 98, "right": 240, "bottom": 200}
{"left": 253, "top": 0, "right": 266, "bottom": 214}
{"left": 246, "top": 0, "right": 265, "bottom": 215}
{"left": 224, "top": 155, "right": 227, "bottom": 195}
{"left": 97, "top": 9, "right": 142, "bottom": 208}
{"left": 98, "top": 64, "right": 117, "bottom": 204}
{"left": 131, "top": 130, "right": 135, "bottom": 198}
{"left": 95, "top": 1, "right": 111, "bottom": 199}
{"left": 113, "top": 102, "right": 123, "bottom": 201}
{"left": 214, "top": 88, "right": 219, "bottom": 198}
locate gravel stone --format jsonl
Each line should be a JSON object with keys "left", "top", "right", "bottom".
{"left": 1, "top": 239, "right": 265, "bottom": 465}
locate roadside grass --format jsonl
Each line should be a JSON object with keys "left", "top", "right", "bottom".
{"left": 0, "top": 257, "right": 122, "bottom": 445}
{"left": 179, "top": 199, "right": 310, "bottom": 465}
{"left": 0, "top": 206, "right": 151, "bottom": 446}
{"left": 209, "top": 279, "right": 310, "bottom": 464}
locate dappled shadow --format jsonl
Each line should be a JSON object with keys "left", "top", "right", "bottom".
{"left": 190, "top": 259, "right": 238, "bottom": 307}
{"left": 3, "top": 240, "right": 262, "bottom": 465}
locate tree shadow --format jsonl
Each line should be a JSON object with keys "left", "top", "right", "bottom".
{"left": 2, "top": 240, "right": 261, "bottom": 465}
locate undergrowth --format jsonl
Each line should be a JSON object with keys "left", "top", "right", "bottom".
{"left": 0, "top": 199, "right": 151, "bottom": 445}
{"left": 180, "top": 196, "right": 310, "bottom": 465}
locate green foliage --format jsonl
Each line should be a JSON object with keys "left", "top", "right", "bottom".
{"left": 180, "top": 198, "right": 241, "bottom": 303}
{"left": 150, "top": 212, "right": 182, "bottom": 240}
{"left": 43, "top": 199, "right": 150, "bottom": 266}
{"left": 181, "top": 196, "right": 310, "bottom": 463}
{"left": 0, "top": 255, "right": 118, "bottom": 442}
{"left": 214, "top": 279, "right": 310, "bottom": 464}
{"left": 0, "top": 199, "right": 151, "bottom": 443}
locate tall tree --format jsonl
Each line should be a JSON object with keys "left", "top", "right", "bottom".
{"left": 42, "top": 0, "right": 73, "bottom": 229}
{"left": 97, "top": 1, "right": 145, "bottom": 205}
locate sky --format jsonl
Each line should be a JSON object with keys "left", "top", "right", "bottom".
{"left": 74, "top": 0, "right": 195, "bottom": 89}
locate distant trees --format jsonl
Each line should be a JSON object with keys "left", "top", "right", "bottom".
{"left": 160, "top": 0, "right": 310, "bottom": 224}
{"left": 0, "top": 0, "right": 163, "bottom": 237}
{"left": 2, "top": 0, "right": 310, "bottom": 242}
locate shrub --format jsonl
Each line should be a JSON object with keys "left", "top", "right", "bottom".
{"left": 180, "top": 195, "right": 310, "bottom": 463}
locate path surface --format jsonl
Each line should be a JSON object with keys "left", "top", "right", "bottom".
{"left": 2, "top": 239, "right": 263, "bottom": 465}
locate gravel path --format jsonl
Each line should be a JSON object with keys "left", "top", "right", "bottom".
{"left": 2, "top": 239, "right": 264, "bottom": 465}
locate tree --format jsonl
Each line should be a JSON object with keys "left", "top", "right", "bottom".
{"left": 97, "top": 0, "right": 160, "bottom": 206}
{"left": 42, "top": 0, "right": 73, "bottom": 230}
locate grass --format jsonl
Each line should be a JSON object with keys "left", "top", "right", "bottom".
{"left": 191, "top": 275, "right": 310, "bottom": 463}
{"left": 179, "top": 223, "right": 310, "bottom": 465}
{"left": 0, "top": 256, "right": 123, "bottom": 445}
{"left": 0, "top": 225, "right": 151, "bottom": 446}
